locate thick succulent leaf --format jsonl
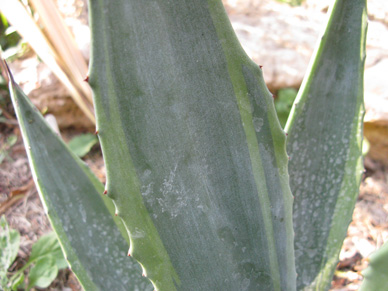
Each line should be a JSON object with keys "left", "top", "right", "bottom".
{"left": 285, "top": 0, "right": 367, "bottom": 289}
{"left": 360, "top": 241, "right": 388, "bottom": 291}
{"left": 88, "top": 0, "right": 295, "bottom": 290}
{"left": 5, "top": 63, "right": 153, "bottom": 291}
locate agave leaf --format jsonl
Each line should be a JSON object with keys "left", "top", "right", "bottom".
{"left": 5, "top": 62, "right": 152, "bottom": 290}
{"left": 285, "top": 0, "right": 367, "bottom": 289}
{"left": 88, "top": 0, "right": 295, "bottom": 290}
{"left": 360, "top": 242, "right": 388, "bottom": 291}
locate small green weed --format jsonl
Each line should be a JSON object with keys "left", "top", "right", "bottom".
{"left": 274, "top": 88, "right": 298, "bottom": 128}
{"left": 0, "top": 216, "right": 68, "bottom": 290}
{"left": 0, "top": 135, "right": 17, "bottom": 164}
{"left": 68, "top": 133, "right": 99, "bottom": 158}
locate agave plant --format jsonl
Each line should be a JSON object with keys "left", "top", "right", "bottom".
{"left": 4, "top": 0, "right": 384, "bottom": 290}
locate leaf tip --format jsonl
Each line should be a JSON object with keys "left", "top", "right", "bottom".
{"left": 1, "top": 58, "right": 14, "bottom": 85}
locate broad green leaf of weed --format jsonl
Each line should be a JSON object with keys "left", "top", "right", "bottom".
{"left": 51, "top": 245, "right": 68, "bottom": 270}
{"left": 6, "top": 135, "right": 17, "bottom": 146}
{"left": 275, "top": 88, "right": 298, "bottom": 127}
{"left": 0, "top": 216, "right": 20, "bottom": 289}
{"left": 11, "top": 272, "right": 24, "bottom": 291}
{"left": 29, "top": 232, "right": 65, "bottom": 265}
{"left": 67, "top": 133, "right": 98, "bottom": 157}
{"left": 0, "top": 134, "right": 17, "bottom": 164}
{"left": 28, "top": 256, "right": 58, "bottom": 289}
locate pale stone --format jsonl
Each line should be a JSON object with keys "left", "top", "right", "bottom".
{"left": 225, "top": 0, "right": 325, "bottom": 91}
{"left": 364, "top": 59, "right": 388, "bottom": 124}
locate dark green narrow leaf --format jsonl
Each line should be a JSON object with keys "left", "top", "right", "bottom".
{"left": 5, "top": 62, "right": 152, "bottom": 290}
{"left": 285, "top": 0, "right": 367, "bottom": 289}
{"left": 89, "top": 0, "right": 295, "bottom": 290}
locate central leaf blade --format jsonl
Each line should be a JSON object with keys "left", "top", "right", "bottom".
{"left": 88, "top": 1, "right": 295, "bottom": 290}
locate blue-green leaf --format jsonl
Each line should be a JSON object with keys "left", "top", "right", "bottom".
{"left": 89, "top": 1, "right": 296, "bottom": 290}
{"left": 285, "top": 0, "right": 367, "bottom": 289}
{"left": 5, "top": 61, "right": 153, "bottom": 290}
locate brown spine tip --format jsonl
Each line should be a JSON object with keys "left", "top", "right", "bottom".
{"left": 94, "top": 130, "right": 99, "bottom": 135}
{"left": 84, "top": 75, "right": 89, "bottom": 82}
{"left": 115, "top": 213, "right": 118, "bottom": 216}
{"left": 142, "top": 273, "right": 145, "bottom": 277}
{"left": 285, "top": 133, "right": 288, "bottom": 136}
{"left": 127, "top": 252, "right": 131, "bottom": 257}
{"left": 103, "top": 189, "right": 107, "bottom": 195}
{"left": 259, "top": 65, "right": 263, "bottom": 69}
